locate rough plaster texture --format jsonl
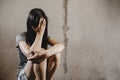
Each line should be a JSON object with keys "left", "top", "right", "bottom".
{"left": 63, "top": 0, "right": 68, "bottom": 73}
{"left": 1, "top": 0, "right": 120, "bottom": 80}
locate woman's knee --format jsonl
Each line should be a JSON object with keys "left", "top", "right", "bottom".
{"left": 47, "top": 53, "right": 61, "bottom": 67}
{"left": 53, "top": 53, "right": 61, "bottom": 62}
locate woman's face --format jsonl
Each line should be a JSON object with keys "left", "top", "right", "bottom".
{"left": 32, "top": 26, "right": 39, "bottom": 33}
{"left": 32, "top": 18, "right": 44, "bottom": 33}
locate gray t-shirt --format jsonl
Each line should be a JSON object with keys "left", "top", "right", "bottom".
{"left": 16, "top": 32, "right": 28, "bottom": 66}
{"left": 16, "top": 32, "right": 50, "bottom": 67}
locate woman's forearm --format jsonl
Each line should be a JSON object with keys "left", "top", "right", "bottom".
{"left": 46, "top": 44, "right": 65, "bottom": 57}
{"left": 30, "top": 24, "right": 46, "bottom": 51}
{"left": 29, "top": 33, "right": 42, "bottom": 51}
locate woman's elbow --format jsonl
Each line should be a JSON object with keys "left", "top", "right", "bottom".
{"left": 60, "top": 44, "right": 65, "bottom": 51}
{"left": 55, "top": 43, "right": 65, "bottom": 52}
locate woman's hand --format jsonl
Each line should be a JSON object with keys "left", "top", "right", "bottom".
{"left": 37, "top": 18, "right": 46, "bottom": 33}
{"left": 27, "top": 48, "right": 48, "bottom": 63}
{"left": 32, "top": 18, "right": 46, "bottom": 33}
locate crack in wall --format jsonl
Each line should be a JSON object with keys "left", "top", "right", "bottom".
{"left": 62, "top": 0, "right": 69, "bottom": 73}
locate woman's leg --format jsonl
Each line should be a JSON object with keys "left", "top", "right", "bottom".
{"left": 33, "top": 59, "right": 47, "bottom": 80}
{"left": 33, "top": 48, "right": 47, "bottom": 80}
{"left": 23, "top": 60, "right": 35, "bottom": 80}
{"left": 46, "top": 53, "right": 61, "bottom": 80}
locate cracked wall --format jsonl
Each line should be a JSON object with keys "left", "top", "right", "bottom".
{"left": 62, "top": 0, "right": 68, "bottom": 73}
{"left": 1, "top": 0, "right": 120, "bottom": 80}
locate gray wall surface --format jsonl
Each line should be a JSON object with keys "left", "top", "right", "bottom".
{"left": 1, "top": 0, "right": 120, "bottom": 80}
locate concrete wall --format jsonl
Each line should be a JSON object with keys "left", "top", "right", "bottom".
{"left": 1, "top": 0, "right": 120, "bottom": 80}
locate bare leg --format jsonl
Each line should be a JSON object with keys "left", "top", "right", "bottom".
{"left": 23, "top": 60, "right": 35, "bottom": 80}
{"left": 46, "top": 53, "right": 61, "bottom": 80}
{"left": 33, "top": 63, "right": 41, "bottom": 80}
{"left": 33, "top": 59, "right": 47, "bottom": 80}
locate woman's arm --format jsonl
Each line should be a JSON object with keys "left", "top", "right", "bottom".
{"left": 46, "top": 37, "right": 65, "bottom": 57}
{"left": 18, "top": 33, "right": 43, "bottom": 58}
{"left": 18, "top": 18, "right": 46, "bottom": 58}
{"left": 27, "top": 37, "right": 65, "bottom": 60}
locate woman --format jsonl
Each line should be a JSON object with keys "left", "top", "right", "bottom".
{"left": 16, "top": 8, "right": 65, "bottom": 80}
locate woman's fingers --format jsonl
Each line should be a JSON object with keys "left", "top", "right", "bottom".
{"left": 27, "top": 49, "right": 47, "bottom": 63}
{"left": 27, "top": 53, "right": 47, "bottom": 63}
{"left": 38, "top": 18, "right": 45, "bottom": 28}
{"left": 27, "top": 53, "right": 38, "bottom": 60}
{"left": 27, "top": 50, "right": 43, "bottom": 59}
{"left": 27, "top": 54, "right": 47, "bottom": 62}
{"left": 39, "top": 18, "right": 44, "bottom": 28}
{"left": 37, "top": 18, "right": 46, "bottom": 34}
{"left": 40, "top": 19, "right": 46, "bottom": 29}
{"left": 39, "top": 18, "right": 44, "bottom": 24}
{"left": 43, "top": 18, "right": 46, "bottom": 25}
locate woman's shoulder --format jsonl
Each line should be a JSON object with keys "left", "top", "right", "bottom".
{"left": 16, "top": 32, "right": 27, "bottom": 42}
{"left": 16, "top": 32, "right": 27, "bottom": 48}
{"left": 16, "top": 32, "right": 27, "bottom": 37}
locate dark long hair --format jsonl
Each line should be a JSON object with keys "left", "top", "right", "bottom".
{"left": 26, "top": 8, "right": 48, "bottom": 49}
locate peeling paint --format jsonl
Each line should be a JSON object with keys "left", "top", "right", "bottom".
{"left": 62, "top": 0, "right": 69, "bottom": 73}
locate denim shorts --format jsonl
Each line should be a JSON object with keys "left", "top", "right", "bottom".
{"left": 17, "top": 64, "right": 28, "bottom": 80}
{"left": 17, "top": 69, "right": 28, "bottom": 80}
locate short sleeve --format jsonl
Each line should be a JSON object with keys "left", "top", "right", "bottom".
{"left": 47, "top": 35, "right": 51, "bottom": 40}
{"left": 16, "top": 33, "right": 26, "bottom": 48}
{"left": 47, "top": 35, "right": 51, "bottom": 44}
